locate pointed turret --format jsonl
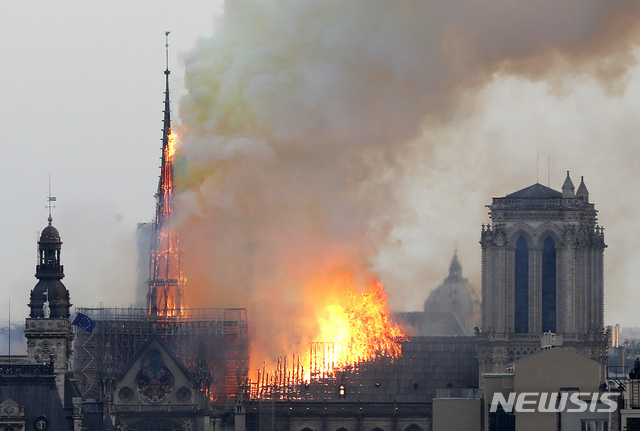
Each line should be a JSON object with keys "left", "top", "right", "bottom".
{"left": 577, "top": 176, "right": 589, "bottom": 203}
{"left": 147, "top": 32, "right": 186, "bottom": 317}
{"left": 562, "top": 170, "right": 575, "bottom": 198}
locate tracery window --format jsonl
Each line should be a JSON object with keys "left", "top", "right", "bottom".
{"left": 541, "top": 236, "right": 556, "bottom": 333}
{"left": 514, "top": 236, "right": 529, "bottom": 333}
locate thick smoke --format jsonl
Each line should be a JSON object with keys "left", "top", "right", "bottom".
{"left": 175, "top": 1, "right": 640, "bottom": 367}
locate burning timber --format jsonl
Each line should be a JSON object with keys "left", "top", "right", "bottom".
{"left": 72, "top": 307, "right": 249, "bottom": 400}
{"left": 249, "top": 337, "right": 478, "bottom": 403}
{"left": 147, "top": 34, "right": 186, "bottom": 317}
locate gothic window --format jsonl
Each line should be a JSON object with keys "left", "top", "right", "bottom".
{"left": 175, "top": 386, "right": 192, "bottom": 401}
{"left": 514, "top": 236, "right": 529, "bottom": 333}
{"left": 136, "top": 349, "right": 175, "bottom": 403}
{"left": 541, "top": 236, "right": 557, "bottom": 333}
{"left": 118, "top": 386, "right": 134, "bottom": 402}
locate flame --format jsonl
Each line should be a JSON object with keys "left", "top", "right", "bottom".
{"left": 250, "top": 274, "right": 405, "bottom": 397}
{"left": 311, "top": 275, "right": 404, "bottom": 375}
{"left": 166, "top": 130, "right": 177, "bottom": 159}
{"left": 148, "top": 128, "right": 186, "bottom": 318}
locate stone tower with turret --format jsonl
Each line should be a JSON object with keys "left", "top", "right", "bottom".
{"left": 24, "top": 215, "right": 74, "bottom": 399}
{"left": 476, "top": 172, "right": 607, "bottom": 379}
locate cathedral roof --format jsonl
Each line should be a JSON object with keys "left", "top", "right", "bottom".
{"left": 505, "top": 183, "right": 562, "bottom": 199}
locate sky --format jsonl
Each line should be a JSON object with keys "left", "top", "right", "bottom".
{"left": 2, "top": 2, "right": 640, "bottom": 357}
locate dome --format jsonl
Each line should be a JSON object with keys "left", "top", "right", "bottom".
{"left": 424, "top": 252, "right": 480, "bottom": 317}
{"left": 40, "top": 224, "right": 61, "bottom": 242}
{"left": 29, "top": 279, "right": 71, "bottom": 318}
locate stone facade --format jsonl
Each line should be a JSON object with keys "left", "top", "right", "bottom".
{"left": 477, "top": 173, "right": 608, "bottom": 378}
{"left": 105, "top": 336, "right": 212, "bottom": 431}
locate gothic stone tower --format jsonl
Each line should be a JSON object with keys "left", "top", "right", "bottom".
{"left": 24, "top": 215, "right": 74, "bottom": 399}
{"left": 476, "top": 172, "right": 607, "bottom": 379}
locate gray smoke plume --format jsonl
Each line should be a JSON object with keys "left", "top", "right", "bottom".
{"left": 175, "top": 1, "right": 640, "bottom": 367}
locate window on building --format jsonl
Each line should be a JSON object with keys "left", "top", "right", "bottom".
{"left": 514, "top": 236, "right": 529, "bottom": 333}
{"left": 627, "top": 418, "right": 640, "bottom": 431}
{"left": 581, "top": 419, "right": 608, "bottom": 431}
{"left": 488, "top": 405, "right": 515, "bottom": 431}
{"left": 541, "top": 236, "right": 556, "bottom": 332}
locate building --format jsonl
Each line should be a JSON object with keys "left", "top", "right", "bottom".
{"left": 0, "top": 215, "right": 83, "bottom": 431}
{"left": 71, "top": 37, "right": 250, "bottom": 430}
{"left": 435, "top": 346, "right": 610, "bottom": 431}
{"left": 395, "top": 251, "right": 480, "bottom": 336}
{"left": 146, "top": 32, "right": 186, "bottom": 318}
{"left": 477, "top": 173, "right": 608, "bottom": 378}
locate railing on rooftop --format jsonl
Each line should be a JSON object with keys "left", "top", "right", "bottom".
{"left": 75, "top": 307, "right": 247, "bottom": 322}
{"left": 0, "top": 362, "right": 54, "bottom": 375}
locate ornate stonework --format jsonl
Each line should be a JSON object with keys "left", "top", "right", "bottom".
{"left": 0, "top": 399, "right": 25, "bottom": 431}
{"left": 477, "top": 174, "right": 607, "bottom": 379}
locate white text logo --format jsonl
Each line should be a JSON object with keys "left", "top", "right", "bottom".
{"left": 489, "top": 392, "right": 617, "bottom": 413}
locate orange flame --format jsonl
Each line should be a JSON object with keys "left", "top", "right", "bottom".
{"left": 311, "top": 275, "right": 404, "bottom": 376}
{"left": 166, "top": 130, "right": 177, "bottom": 159}
{"left": 148, "top": 128, "right": 186, "bottom": 318}
{"left": 250, "top": 274, "right": 405, "bottom": 396}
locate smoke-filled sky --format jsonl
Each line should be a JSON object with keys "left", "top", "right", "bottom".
{"left": 2, "top": 1, "right": 640, "bottom": 357}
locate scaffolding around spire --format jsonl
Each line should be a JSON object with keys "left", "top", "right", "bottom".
{"left": 147, "top": 33, "right": 186, "bottom": 317}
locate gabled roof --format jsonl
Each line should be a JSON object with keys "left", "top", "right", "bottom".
{"left": 505, "top": 183, "right": 562, "bottom": 199}
{"left": 116, "top": 333, "right": 194, "bottom": 384}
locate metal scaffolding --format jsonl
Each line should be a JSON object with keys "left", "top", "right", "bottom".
{"left": 73, "top": 307, "right": 248, "bottom": 400}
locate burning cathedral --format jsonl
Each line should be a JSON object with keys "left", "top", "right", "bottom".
{"left": 66, "top": 46, "right": 477, "bottom": 431}
{"left": 0, "top": 45, "right": 611, "bottom": 431}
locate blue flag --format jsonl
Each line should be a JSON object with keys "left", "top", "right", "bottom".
{"left": 72, "top": 313, "right": 96, "bottom": 333}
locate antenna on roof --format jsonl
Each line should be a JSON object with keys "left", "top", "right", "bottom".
{"left": 46, "top": 174, "right": 56, "bottom": 225}
{"left": 547, "top": 156, "right": 550, "bottom": 187}
{"left": 536, "top": 152, "right": 539, "bottom": 184}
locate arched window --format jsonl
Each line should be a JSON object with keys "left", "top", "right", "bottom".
{"left": 541, "top": 236, "right": 556, "bottom": 332}
{"left": 403, "top": 424, "right": 423, "bottom": 431}
{"left": 514, "top": 236, "right": 529, "bottom": 333}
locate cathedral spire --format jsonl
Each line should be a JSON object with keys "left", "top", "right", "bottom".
{"left": 562, "top": 170, "right": 575, "bottom": 198}
{"left": 577, "top": 176, "right": 589, "bottom": 203}
{"left": 147, "top": 32, "right": 186, "bottom": 317}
